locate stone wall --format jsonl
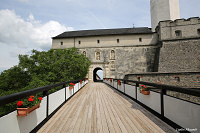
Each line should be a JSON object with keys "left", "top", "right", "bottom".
{"left": 124, "top": 72, "right": 200, "bottom": 88}
{"left": 157, "top": 17, "right": 200, "bottom": 72}
{"left": 80, "top": 45, "right": 158, "bottom": 80}
{"left": 158, "top": 39, "right": 200, "bottom": 72}
{"left": 124, "top": 72, "right": 200, "bottom": 104}
{"left": 157, "top": 17, "right": 200, "bottom": 41}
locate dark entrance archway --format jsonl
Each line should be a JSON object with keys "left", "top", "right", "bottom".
{"left": 93, "top": 67, "right": 103, "bottom": 82}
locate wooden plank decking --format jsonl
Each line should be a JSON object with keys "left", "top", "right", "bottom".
{"left": 38, "top": 83, "right": 176, "bottom": 133}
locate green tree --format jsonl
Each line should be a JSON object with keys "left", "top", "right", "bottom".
{"left": 0, "top": 66, "right": 31, "bottom": 91}
{"left": 0, "top": 48, "right": 90, "bottom": 96}
{"left": 18, "top": 48, "right": 91, "bottom": 88}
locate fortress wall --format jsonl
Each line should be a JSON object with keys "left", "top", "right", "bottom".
{"left": 124, "top": 72, "right": 200, "bottom": 104}
{"left": 125, "top": 72, "right": 200, "bottom": 88}
{"left": 158, "top": 17, "right": 200, "bottom": 40}
{"left": 158, "top": 38, "right": 200, "bottom": 73}
{"left": 157, "top": 18, "right": 200, "bottom": 73}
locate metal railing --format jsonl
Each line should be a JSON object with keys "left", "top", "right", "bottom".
{"left": 105, "top": 78, "right": 200, "bottom": 97}
{"left": 0, "top": 79, "right": 85, "bottom": 116}
{"left": 0, "top": 79, "right": 87, "bottom": 132}
{"left": 103, "top": 78, "right": 200, "bottom": 131}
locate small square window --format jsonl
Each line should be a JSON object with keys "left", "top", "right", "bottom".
{"left": 97, "top": 40, "right": 100, "bottom": 43}
{"left": 117, "top": 39, "right": 119, "bottom": 43}
{"left": 175, "top": 30, "right": 182, "bottom": 37}
{"left": 61, "top": 42, "right": 63, "bottom": 45}
{"left": 175, "top": 77, "right": 180, "bottom": 82}
{"left": 78, "top": 41, "right": 81, "bottom": 44}
{"left": 197, "top": 76, "right": 200, "bottom": 81}
{"left": 139, "top": 38, "right": 142, "bottom": 42}
{"left": 197, "top": 29, "right": 200, "bottom": 35}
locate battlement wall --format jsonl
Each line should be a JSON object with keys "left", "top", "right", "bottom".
{"left": 157, "top": 17, "right": 200, "bottom": 41}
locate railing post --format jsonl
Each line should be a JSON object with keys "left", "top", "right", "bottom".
{"left": 63, "top": 84, "right": 66, "bottom": 101}
{"left": 136, "top": 83, "right": 139, "bottom": 100}
{"left": 43, "top": 90, "right": 49, "bottom": 118}
{"left": 117, "top": 80, "right": 118, "bottom": 90}
{"left": 124, "top": 80, "right": 126, "bottom": 94}
{"left": 161, "top": 88, "right": 166, "bottom": 118}
{"left": 73, "top": 85, "right": 74, "bottom": 95}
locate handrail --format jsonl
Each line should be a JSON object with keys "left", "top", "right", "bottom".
{"left": 104, "top": 78, "right": 200, "bottom": 130}
{"left": 0, "top": 79, "right": 82, "bottom": 106}
{"left": 104, "top": 78, "right": 200, "bottom": 97}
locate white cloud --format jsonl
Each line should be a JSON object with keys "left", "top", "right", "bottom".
{"left": 0, "top": 9, "right": 71, "bottom": 70}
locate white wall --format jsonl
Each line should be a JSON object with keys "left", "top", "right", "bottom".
{"left": 49, "top": 88, "right": 65, "bottom": 114}
{"left": 118, "top": 83, "right": 124, "bottom": 93}
{"left": 52, "top": 34, "right": 157, "bottom": 49}
{"left": 113, "top": 81, "right": 118, "bottom": 89}
{"left": 125, "top": 84, "right": 136, "bottom": 99}
{"left": 137, "top": 90, "right": 161, "bottom": 114}
{"left": 164, "top": 95, "right": 200, "bottom": 130}
{"left": 0, "top": 97, "right": 47, "bottom": 133}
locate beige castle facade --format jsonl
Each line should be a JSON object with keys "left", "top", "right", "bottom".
{"left": 51, "top": 0, "right": 200, "bottom": 81}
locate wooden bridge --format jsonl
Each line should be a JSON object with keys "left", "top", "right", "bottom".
{"left": 38, "top": 83, "right": 175, "bottom": 133}
{"left": 0, "top": 79, "right": 199, "bottom": 133}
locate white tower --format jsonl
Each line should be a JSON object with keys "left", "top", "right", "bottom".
{"left": 150, "top": 0, "right": 180, "bottom": 31}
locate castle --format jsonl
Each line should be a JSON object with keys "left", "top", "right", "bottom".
{"left": 52, "top": 0, "right": 200, "bottom": 82}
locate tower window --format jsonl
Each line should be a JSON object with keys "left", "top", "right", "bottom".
{"left": 139, "top": 38, "right": 142, "bottom": 42}
{"left": 117, "top": 39, "right": 119, "bottom": 43}
{"left": 78, "top": 41, "right": 81, "bottom": 44}
{"left": 97, "top": 40, "right": 100, "bottom": 43}
{"left": 61, "top": 42, "right": 63, "bottom": 45}
{"left": 175, "top": 77, "right": 180, "bottom": 82}
{"left": 197, "top": 29, "right": 200, "bottom": 35}
{"left": 175, "top": 30, "right": 182, "bottom": 37}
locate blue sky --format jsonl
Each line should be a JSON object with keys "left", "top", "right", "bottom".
{"left": 0, "top": 0, "right": 200, "bottom": 72}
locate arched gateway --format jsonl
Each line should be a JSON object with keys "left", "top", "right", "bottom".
{"left": 93, "top": 67, "right": 103, "bottom": 82}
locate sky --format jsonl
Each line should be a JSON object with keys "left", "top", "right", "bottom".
{"left": 0, "top": 0, "right": 200, "bottom": 72}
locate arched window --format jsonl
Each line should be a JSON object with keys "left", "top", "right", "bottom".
{"left": 110, "top": 61, "right": 115, "bottom": 69}
{"left": 83, "top": 51, "right": 86, "bottom": 56}
{"left": 110, "top": 50, "right": 115, "bottom": 60}
{"left": 96, "top": 52, "right": 100, "bottom": 60}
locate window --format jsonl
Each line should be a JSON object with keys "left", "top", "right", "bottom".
{"left": 61, "top": 42, "right": 63, "bottom": 45}
{"left": 117, "top": 39, "right": 119, "bottom": 43}
{"left": 139, "top": 38, "right": 142, "bottom": 42}
{"left": 110, "top": 50, "right": 115, "bottom": 60}
{"left": 175, "top": 30, "right": 182, "bottom": 37}
{"left": 83, "top": 51, "right": 86, "bottom": 56}
{"left": 197, "top": 29, "right": 200, "bottom": 35}
{"left": 110, "top": 61, "right": 115, "bottom": 70}
{"left": 175, "top": 77, "right": 180, "bottom": 82}
{"left": 197, "top": 76, "right": 200, "bottom": 82}
{"left": 97, "top": 40, "right": 100, "bottom": 44}
{"left": 78, "top": 41, "right": 81, "bottom": 44}
{"left": 96, "top": 52, "right": 100, "bottom": 60}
